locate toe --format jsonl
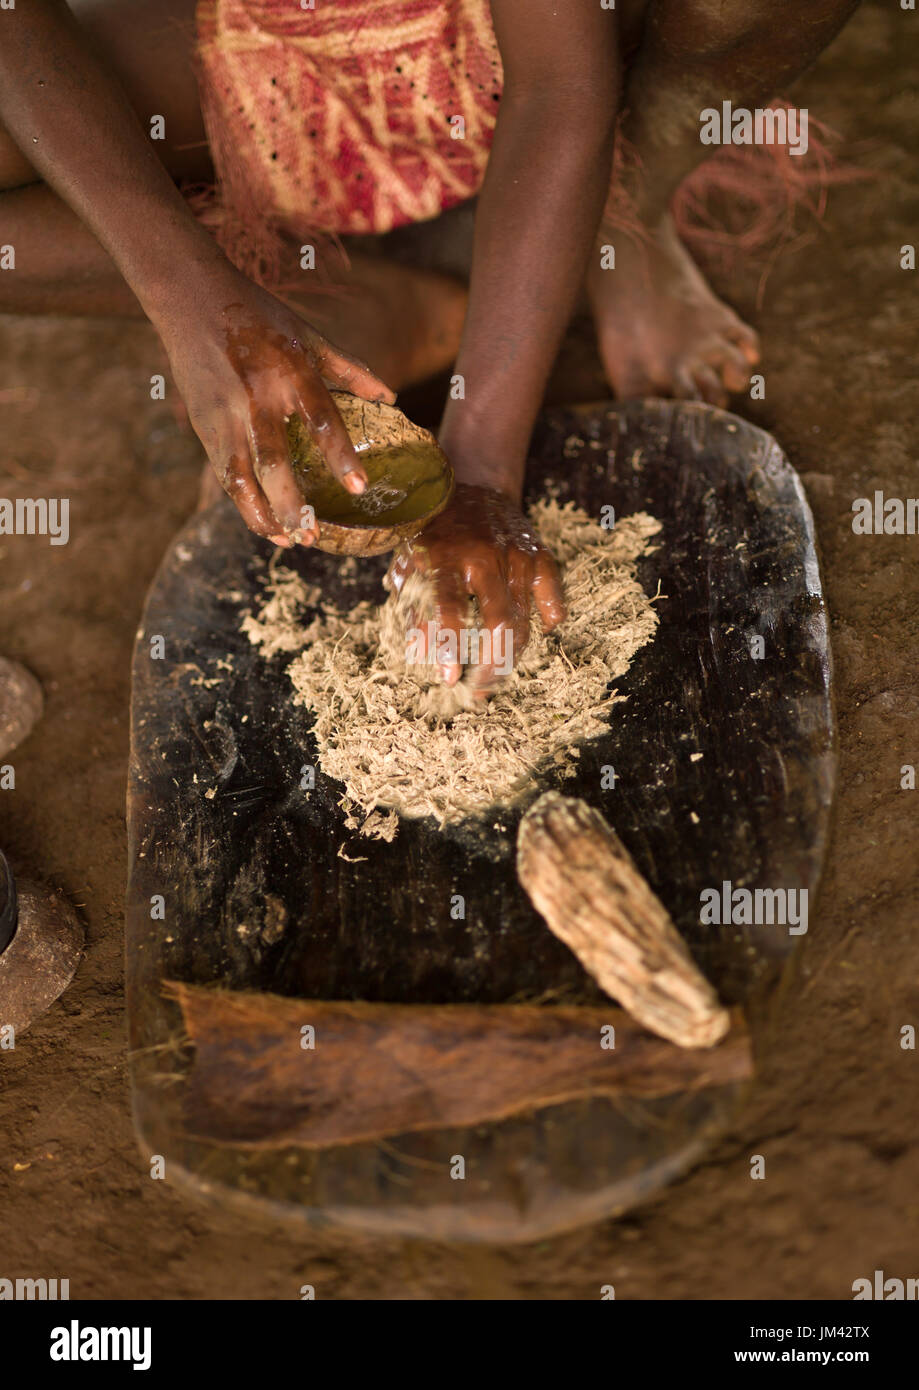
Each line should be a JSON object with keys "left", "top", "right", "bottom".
{"left": 701, "top": 336, "right": 752, "bottom": 394}
{"left": 719, "top": 344, "right": 753, "bottom": 394}
{"left": 726, "top": 321, "right": 761, "bottom": 365}
{"left": 698, "top": 335, "right": 750, "bottom": 396}
{"left": 692, "top": 363, "right": 728, "bottom": 408}
{"left": 672, "top": 366, "right": 701, "bottom": 401}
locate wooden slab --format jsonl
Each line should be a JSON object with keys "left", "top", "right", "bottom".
{"left": 126, "top": 400, "right": 834, "bottom": 1241}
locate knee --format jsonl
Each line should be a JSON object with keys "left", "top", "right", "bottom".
{"left": 650, "top": 0, "right": 860, "bottom": 62}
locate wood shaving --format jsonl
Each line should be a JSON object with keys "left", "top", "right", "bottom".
{"left": 242, "top": 501, "right": 661, "bottom": 836}
{"left": 240, "top": 567, "right": 321, "bottom": 658}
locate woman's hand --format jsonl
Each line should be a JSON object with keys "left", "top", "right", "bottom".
{"left": 389, "top": 483, "right": 566, "bottom": 696}
{"left": 155, "top": 271, "right": 395, "bottom": 546}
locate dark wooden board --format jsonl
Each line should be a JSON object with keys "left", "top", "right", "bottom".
{"left": 126, "top": 400, "right": 834, "bottom": 1241}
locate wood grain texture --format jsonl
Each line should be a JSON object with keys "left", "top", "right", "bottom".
{"left": 126, "top": 400, "right": 835, "bottom": 1241}
{"left": 166, "top": 981, "right": 750, "bottom": 1148}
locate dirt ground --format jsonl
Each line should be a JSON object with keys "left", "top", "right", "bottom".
{"left": 1, "top": 2, "right": 917, "bottom": 1300}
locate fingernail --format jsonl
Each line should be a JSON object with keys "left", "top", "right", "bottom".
{"left": 269, "top": 534, "right": 291, "bottom": 548}
{"left": 344, "top": 470, "right": 366, "bottom": 495}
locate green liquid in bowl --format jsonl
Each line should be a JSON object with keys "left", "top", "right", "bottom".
{"left": 291, "top": 437, "right": 451, "bottom": 528}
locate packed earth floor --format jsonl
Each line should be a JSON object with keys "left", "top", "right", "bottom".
{"left": 0, "top": 2, "right": 917, "bottom": 1298}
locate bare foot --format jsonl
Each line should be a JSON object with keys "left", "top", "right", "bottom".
{"left": 587, "top": 212, "right": 760, "bottom": 407}
{"left": 280, "top": 250, "right": 468, "bottom": 394}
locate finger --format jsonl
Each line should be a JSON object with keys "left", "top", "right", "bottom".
{"left": 293, "top": 503, "right": 319, "bottom": 547}
{"left": 672, "top": 366, "right": 701, "bottom": 401}
{"left": 691, "top": 363, "right": 728, "bottom": 408}
{"left": 293, "top": 373, "right": 369, "bottom": 496}
{"left": 504, "top": 548, "right": 534, "bottom": 660}
{"left": 387, "top": 547, "right": 427, "bottom": 643}
{"left": 430, "top": 567, "right": 468, "bottom": 686}
{"left": 386, "top": 555, "right": 427, "bottom": 657}
{"left": 248, "top": 406, "right": 317, "bottom": 541}
{"left": 402, "top": 603, "right": 431, "bottom": 663}
{"left": 472, "top": 619, "right": 515, "bottom": 697}
{"left": 312, "top": 337, "right": 396, "bottom": 405}
{"left": 213, "top": 438, "right": 285, "bottom": 543}
{"left": 532, "top": 549, "right": 566, "bottom": 632}
{"left": 386, "top": 543, "right": 422, "bottom": 596}
{"left": 471, "top": 581, "right": 518, "bottom": 697}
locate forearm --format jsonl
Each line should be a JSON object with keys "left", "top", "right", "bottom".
{"left": 0, "top": 0, "right": 228, "bottom": 324}
{"left": 440, "top": 96, "right": 616, "bottom": 498}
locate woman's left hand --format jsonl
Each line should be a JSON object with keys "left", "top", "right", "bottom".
{"left": 388, "top": 483, "right": 566, "bottom": 697}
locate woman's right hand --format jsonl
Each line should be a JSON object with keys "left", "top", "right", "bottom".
{"left": 155, "top": 269, "right": 395, "bottom": 546}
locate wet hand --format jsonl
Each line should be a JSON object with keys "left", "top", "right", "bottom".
{"left": 388, "top": 483, "right": 566, "bottom": 697}
{"left": 157, "top": 273, "right": 395, "bottom": 545}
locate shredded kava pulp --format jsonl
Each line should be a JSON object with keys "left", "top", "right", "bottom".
{"left": 242, "top": 500, "right": 661, "bottom": 838}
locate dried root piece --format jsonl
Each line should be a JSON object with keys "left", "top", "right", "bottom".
{"left": 517, "top": 793, "right": 730, "bottom": 1049}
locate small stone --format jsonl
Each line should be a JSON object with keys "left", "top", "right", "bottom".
{"left": 0, "top": 657, "right": 44, "bottom": 760}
